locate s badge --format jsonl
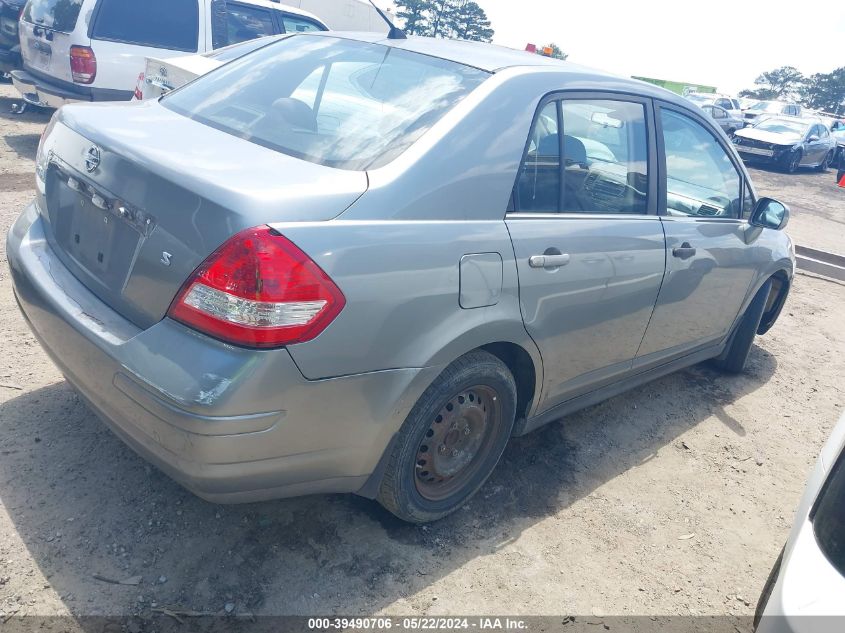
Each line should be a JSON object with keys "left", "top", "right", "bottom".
{"left": 160, "top": 252, "right": 172, "bottom": 267}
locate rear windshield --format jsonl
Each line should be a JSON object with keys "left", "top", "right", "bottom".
{"left": 91, "top": 0, "right": 199, "bottom": 52}
{"left": 23, "top": 0, "right": 83, "bottom": 33}
{"left": 813, "top": 450, "right": 845, "bottom": 577}
{"left": 163, "top": 35, "right": 489, "bottom": 171}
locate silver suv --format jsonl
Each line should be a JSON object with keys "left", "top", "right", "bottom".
{"left": 7, "top": 33, "right": 795, "bottom": 523}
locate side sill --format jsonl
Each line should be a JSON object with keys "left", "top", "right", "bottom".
{"left": 515, "top": 343, "right": 724, "bottom": 436}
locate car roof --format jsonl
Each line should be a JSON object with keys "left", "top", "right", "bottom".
{"left": 303, "top": 32, "right": 697, "bottom": 107}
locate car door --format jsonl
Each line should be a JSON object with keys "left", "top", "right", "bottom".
{"left": 506, "top": 94, "right": 666, "bottom": 411}
{"left": 711, "top": 106, "right": 730, "bottom": 132}
{"left": 636, "top": 103, "right": 761, "bottom": 366}
{"left": 805, "top": 124, "right": 827, "bottom": 164}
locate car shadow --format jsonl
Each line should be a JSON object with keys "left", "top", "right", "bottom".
{"left": 0, "top": 345, "right": 777, "bottom": 622}
{"left": 3, "top": 132, "right": 41, "bottom": 162}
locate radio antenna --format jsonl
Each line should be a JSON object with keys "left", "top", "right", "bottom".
{"left": 368, "top": 1, "right": 407, "bottom": 39}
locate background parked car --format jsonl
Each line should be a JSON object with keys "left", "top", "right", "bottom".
{"left": 135, "top": 0, "right": 329, "bottom": 101}
{"left": 733, "top": 117, "right": 836, "bottom": 172}
{"left": 743, "top": 101, "right": 802, "bottom": 127}
{"left": 0, "top": 0, "right": 26, "bottom": 76}
{"left": 686, "top": 91, "right": 743, "bottom": 117}
{"left": 11, "top": 0, "right": 331, "bottom": 109}
{"left": 0, "top": 0, "right": 25, "bottom": 77}
{"left": 700, "top": 104, "right": 744, "bottom": 136}
{"left": 831, "top": 128, "right": 845, "bottom": 169}
{"left": 754, "top": 413, "right": 845, "bottom": 631}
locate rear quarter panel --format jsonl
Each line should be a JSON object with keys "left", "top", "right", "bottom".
{"left": 275, "top": 220, "right": 539, "bottom": 382}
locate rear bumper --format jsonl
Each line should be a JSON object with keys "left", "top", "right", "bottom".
{"left": 11, "top": 69, "right": 132, "bottom": 108}
{"left": 7, "top": 203, "right": 436, "bottom": 503}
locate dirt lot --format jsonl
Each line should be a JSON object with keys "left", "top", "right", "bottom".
{"left": 0, "top": 83, "right": 844, "bottom": 624}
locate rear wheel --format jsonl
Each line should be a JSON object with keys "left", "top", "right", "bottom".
{"left": 377, "top": 350, "right": 517, "bottom": 523}
{"left": 817, "top": 150, "right": 834, "bottom": 172}
{"left": 713, "top": 280, "right": 772, "bottom": 374}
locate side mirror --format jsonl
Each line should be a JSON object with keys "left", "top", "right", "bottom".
{"left": 750, "top": 197, "right": 790, "bottom": 231}
{"left": 808, "top": 135, "right": 820, "bottom": 143}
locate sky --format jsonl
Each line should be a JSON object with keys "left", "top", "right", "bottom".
{"left": 394, "top": 0, "right": 845, "bottom": 95}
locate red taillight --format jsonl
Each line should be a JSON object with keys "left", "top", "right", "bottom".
{"left": 168, "top": 226, "right": 345, "bottom": 348}
{"left": 70, "top": 46, "right": 96, "bottom": 84}
{"left": 134, "top": 72, "right": 145, "bottom": 100}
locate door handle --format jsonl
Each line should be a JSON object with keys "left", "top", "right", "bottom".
{"left": 529, "top": 254, "right": 571, "bottom": 269}
{"left": 672, "top": 242, "right": 697, "bottom": 260}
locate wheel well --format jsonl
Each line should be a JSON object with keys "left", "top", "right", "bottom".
{"left": 758, "top": 271, "right": 790, "bottom": 335}
{"left": 480, "top": 342, "right": 537, "bottom": 422}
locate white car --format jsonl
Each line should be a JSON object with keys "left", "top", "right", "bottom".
{"left": 755, "top": 412, "right": 845, "bottom": 631}
{"left": 11, "top": 0, "right": 327, "bottom": 109}
{"left": 685, "top": 92, "right": 743, "bottom": 117}
{"left": 134, "top": 0, "right": 391, "bottom": 101}
{"left": 743, "top": 101, "right": 803, "bottom": 127}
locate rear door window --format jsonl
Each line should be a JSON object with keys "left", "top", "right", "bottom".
{"left": 514, "top": 102, "right": 561, "bottom": 212}
{"left": 514, "top": 97, "right": 650, "bottom": 215}
{"left": 23, "top": 0, "right": 83, "bottom": 32}
{"left": 227, "top": 2, "right": 278, "bottom": 44}
{"left": 281, "top": 13, "right": 326, "bottom": 33}
{"left": 91, "top": 0, "right": 199, "bottom": 52}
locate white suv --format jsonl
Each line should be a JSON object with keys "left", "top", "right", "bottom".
{"left": 12, "top": 0, "right": 327, "bottom": 109}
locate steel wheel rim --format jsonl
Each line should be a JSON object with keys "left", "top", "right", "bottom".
{"left": 414, "top": 385, "right": 502, "bottom": 502}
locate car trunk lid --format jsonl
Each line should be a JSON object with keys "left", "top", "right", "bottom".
{"left": 37, "top": 101, "right": 368, "bottom": 330}
{"left": 19, "top": 0, "right": 86, "bottom": 84}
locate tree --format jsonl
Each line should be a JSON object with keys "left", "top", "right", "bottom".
{"left": 395, "top": 0, "right": 432, "bottom": 36}
{"left": 739, "top": 66, "right": 805, "bottom": 101}
{"left": 445, "top": 1, "right": 494, "bottom": 42}
{"left": 398, "top": 0, "right": 495, "bottom": 41}
{"left": 800, "top": 68, "right": 845, "bottom": 114}
{"left": 538, "top": 43, "right": 567, "bottom": 60}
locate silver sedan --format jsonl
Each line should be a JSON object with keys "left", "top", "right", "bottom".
{"left": 7, "top": 32, "right": 795, "bottom": 523}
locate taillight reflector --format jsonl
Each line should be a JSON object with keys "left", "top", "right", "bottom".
{"left": 168, "top": 226, "right": 345, "bottom": 348}
{"left": 70, "top": 46, "right": 96, "bottom": 84}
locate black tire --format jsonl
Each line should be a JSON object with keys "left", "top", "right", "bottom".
{"left": 713, "top": 280, "right": 772, "bottom": 374}
{"left": 377, "top": 350, "right": 517, "bottom": 524}
{"left": 784, "top": 149, "right": 802, "bottom": 173}
{"left": 817, "top": 150, "right": 834, "bottom": 172}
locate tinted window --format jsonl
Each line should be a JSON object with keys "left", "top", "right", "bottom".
{"left": 164, "top": 36, "right": 489, "bottom": 171}
{"left": 23, "top": 0, "right": 83, "bottom": 32}
{"left": 514, "top": 102, "right": 560, "bottom": 213}
{"left": 813, "top": 451, "right": 845, "bottom": 577}
{"left": 662, "top": 109, "right": 741, "bottom": 218}
{"left": 227, "top": 3, "right": 276, "bottom": 44}
{"left": 282, "top": 13, "right": 325, "bottom": 33}
{"left": 91, "top": 0, "right": 199, "bottom": 52}
{"left": 715, "top": 98, "right": 730, "bottom": 109}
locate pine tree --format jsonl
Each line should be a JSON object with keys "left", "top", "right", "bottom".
{"left": 394, "top": 0, "right": 432, "bottom": 36}
{"left": 446, "top": 1, "right": 494, "bottom": 42}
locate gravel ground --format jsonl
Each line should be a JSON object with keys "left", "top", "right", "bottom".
{"left": 0, "top": 84, "right": 844, "bottom": 625}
